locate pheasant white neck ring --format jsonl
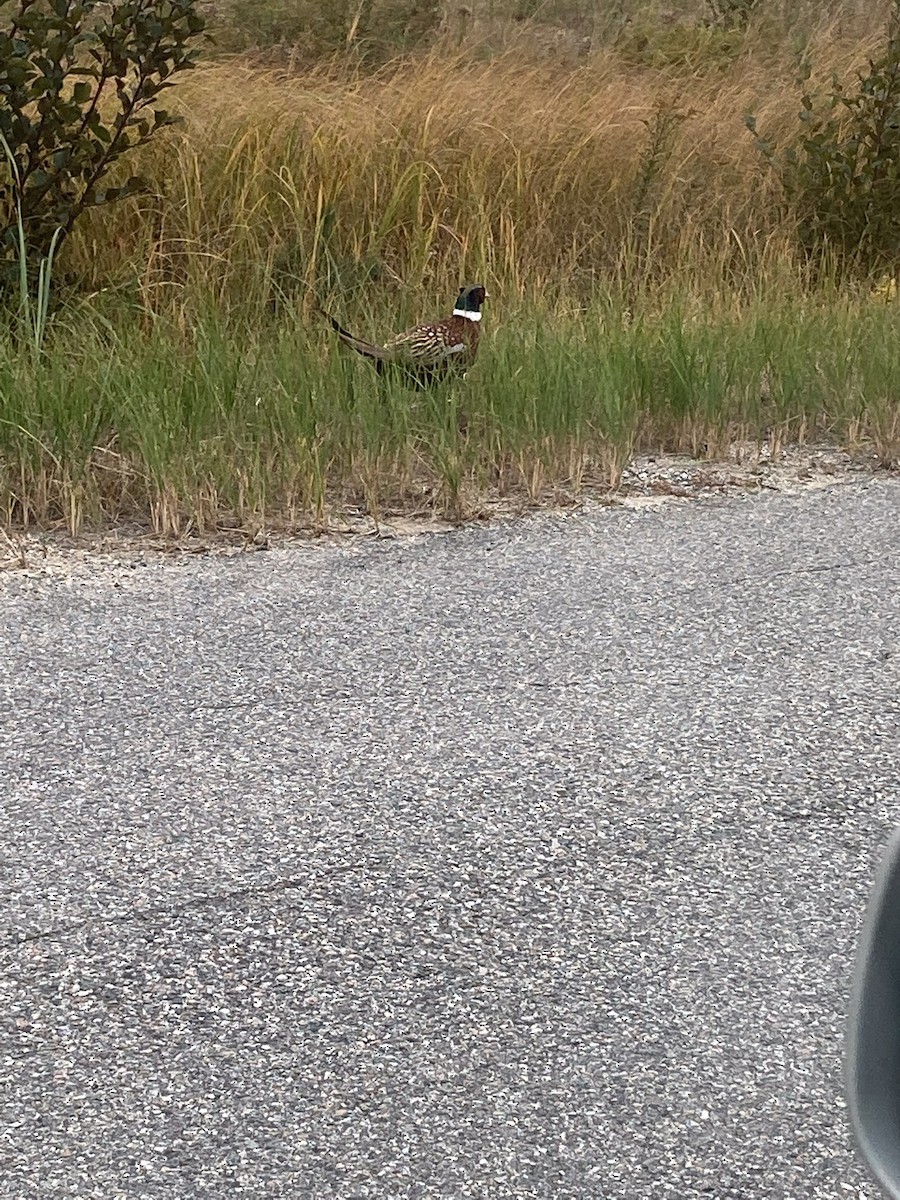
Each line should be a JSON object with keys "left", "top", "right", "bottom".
{"left": 453, "top": 309, "right": 482, "bottom": 321}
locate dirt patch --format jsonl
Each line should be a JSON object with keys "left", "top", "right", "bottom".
{"left": 617, "top": 441, "right": 876, "bottom": 505}
{"left": 0, "top": 441, "right": 888, "bottom": 579}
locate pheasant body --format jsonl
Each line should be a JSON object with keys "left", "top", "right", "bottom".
{"left": 323, "top": 284, "right": 487, "bottom": 387}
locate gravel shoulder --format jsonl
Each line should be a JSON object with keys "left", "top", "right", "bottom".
{"left": 2, "top": 477, "right": 899, "bottom": 1198}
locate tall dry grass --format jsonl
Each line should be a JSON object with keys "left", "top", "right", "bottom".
{"left": 63, "top": 3, "right": 891, "bottom": 318}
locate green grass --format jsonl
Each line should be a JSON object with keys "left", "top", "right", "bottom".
{"left": 1, "top": 290, "right": 897, "bottom": 535}
{"left": 1, "top": 3, "right": 893, "bottom": 546}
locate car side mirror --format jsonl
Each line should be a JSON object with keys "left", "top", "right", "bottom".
{"left": 847, "top": 829, "right": 900, "bottom": 1198}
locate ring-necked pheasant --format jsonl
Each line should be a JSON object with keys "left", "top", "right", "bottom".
{"left": 321, "top": 284, "right": 488, "bottom": 387}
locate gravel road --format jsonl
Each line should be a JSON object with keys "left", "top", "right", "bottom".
{"left": 2, "top": 479, "right": 899, "bottom": 1199}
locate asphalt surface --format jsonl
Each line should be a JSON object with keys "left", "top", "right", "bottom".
{"left": 2, "top": 479, "right": 899, "bottom": 1199}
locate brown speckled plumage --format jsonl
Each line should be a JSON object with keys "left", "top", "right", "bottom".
{"left": 322, "top": 284, "right": 487, "bottom": 387}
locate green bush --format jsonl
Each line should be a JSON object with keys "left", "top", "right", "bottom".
{"left": 748, "top": 0, "right": 900, "bottom": 275}
{"left": 0, "top": 0, "right": 206, "bottom": 283}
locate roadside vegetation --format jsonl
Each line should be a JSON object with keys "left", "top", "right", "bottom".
{"left": 2, "top": 0, "right": 900, "bottom": 534}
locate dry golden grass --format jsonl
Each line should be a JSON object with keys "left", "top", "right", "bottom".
{"left": 62, "top": 4, "right": 892, "bottom": 313}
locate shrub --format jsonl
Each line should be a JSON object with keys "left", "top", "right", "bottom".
{"left": 0, "top": 0, "right": 206, "bottom": 284}
{"left": 748, "top": 0, "right": 900, "bottom": 275}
